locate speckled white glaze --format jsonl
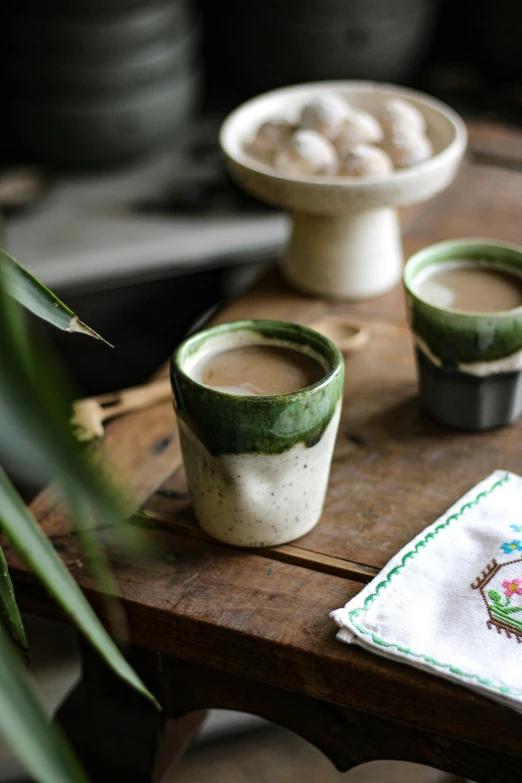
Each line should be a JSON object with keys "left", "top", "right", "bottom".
{"left": 172, "top": 320, "right": 344, "bottom": 548}
{"left": 178, "top": 403, "right": 341, "bottom": 547}
{"left": 220, "top": 80, "right": 467, "bottom": 300}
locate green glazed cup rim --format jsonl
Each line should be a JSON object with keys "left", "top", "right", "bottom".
{"left": 403, "top": 238, "right": 522, "bottom": 319}
{"left": 171, "top": 318, "right": 343, "bottom": 403}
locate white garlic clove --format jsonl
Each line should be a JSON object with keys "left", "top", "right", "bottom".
{"left": 246, "top": 117, "right": 294, "bottom": 163}
{"left": 379, "top": 97, "right": 426, "bottom": 136}
{"left": 381, "top": 130, "right": 433, "bottom": 169}
{"left": 274, "top": 129, "right": 338, "bottom": 176}
{"left": 299, "top": 94, "right": 352, "bottom": 140}
{"left": 338, "top": 144, "right": 393, "bottom": 177}
{"left": 334, "top": 110, "right": 384, "bottom": 155}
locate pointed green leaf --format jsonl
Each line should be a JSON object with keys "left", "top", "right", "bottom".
{"left": 0, "top": 253, "right": 148, "bottom": 577}
{"left": 0, "top": 621, "right": 89, "bottom": 783}
{"left": 0, "top": 252, "right": 155, "bottom": 704}
{"left": 0, "top": 469, "right": 157, "bottom": 707}
{"left": 0, "top": 546, "right": 28, "bottom": 655}
{"left": 0, "top": 248, "right": 112, "bottom": 346}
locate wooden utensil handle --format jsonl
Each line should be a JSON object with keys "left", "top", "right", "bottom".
{"left": 99, "top": 378, "right": 173, "bottom": 420}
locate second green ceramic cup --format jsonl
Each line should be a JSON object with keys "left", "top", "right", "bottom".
{"left": 404, "top": 239, "right": 522, "bottom": 430}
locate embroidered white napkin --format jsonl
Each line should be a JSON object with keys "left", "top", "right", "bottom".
{"left": 331, "top": 470, "right": 522, "bottom": 712}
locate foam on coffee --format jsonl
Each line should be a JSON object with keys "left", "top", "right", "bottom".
{"left": 414, "top": 261, "right": 522, "bottom": 312}
{"left": 193, "top": 344, "right": 324, "bottom": 396}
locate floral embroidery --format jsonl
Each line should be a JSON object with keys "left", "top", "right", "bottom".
{"left": 502, "top": 578, "right": 522, "bottom": 596}
{"left": 501, "top": 540, "right": 522, "bottom": 554}
{"left": 472, "top": 559, "right": 522, "bottom": 643}
{"left": 511, "top": 525, "right": 522, "bottom": 533}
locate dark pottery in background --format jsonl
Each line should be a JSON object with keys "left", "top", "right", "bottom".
{"left": 12, "top": 70, "right": 203, "bottom": 167}
{"left": 8, "top": 0, "right": 202, "bottom": 167}
{"left": 9, "top": 1, "right": 195, "bottom": 55}
{"left": 229, "top": 0, "right": 432, "bottom": 20}
{"left": 11, "top": 21, "right": 201, "bottom": 95}
{"left": 404, "top": 240, "right": 522, "bottom": 431}
{"left": 200, "top": 0, "right": 441, "bottom": 95}
{"left": 15, "top": 0, "right": 161, "bottom": 11}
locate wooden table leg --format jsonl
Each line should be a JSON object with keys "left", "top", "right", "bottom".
{"left": 138, "top": 653, "right": 519, "bottom": 783}
{"left": 152, "top": 714, "right": 207, "bottom": 783}
{"left": 54, "top": 643, "right": 205, "bottom": 783}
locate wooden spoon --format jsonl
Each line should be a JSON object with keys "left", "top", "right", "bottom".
{"left": 309, "top": 316, "right": 370, "bottom": 354}
{"left": 70, "top": 378, "right": 172, "bottom": 442}
{"left": 70, "top": 317, "right": 369, "bottom": 442}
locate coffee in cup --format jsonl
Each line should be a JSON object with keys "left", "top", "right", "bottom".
{"left": 194, "top": 344, "right": 324, "bottom": 396}
{"left": 171, "top": 320, "right": 344, "bottom": 547}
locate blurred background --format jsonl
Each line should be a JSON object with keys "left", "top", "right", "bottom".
{"left": 4, "top": 0, "right": 522, "bottom": 399}
{"left": 2, "top": 0, "right": 521, "bottom": 779}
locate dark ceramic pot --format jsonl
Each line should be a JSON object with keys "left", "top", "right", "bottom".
{"left": 404, "top": 239, "right": 522, "bottom": 431}
{"left": 233, "top": 0, "right": 434, "bottom": 23}
{"left": 18, "top": 0, "right": 162, "bottom": 11}
{"left": 11, "top": 21, "right": 200, "bottom": 95}
{"left": 231, "top": 12, "right": 439, "bottom": 91}
{"left": 202, "top": 0, "right": 440, "bottom": 93}
{"left": 12, "top": 69, "right": 203, "bottom": 167}
{"left": 8, "top": 0, "right": 202, "bottom": 167}
{"left": 10, "top": 1, "right": 194, "bottom": 56}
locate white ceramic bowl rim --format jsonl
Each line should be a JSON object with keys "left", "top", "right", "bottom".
{"left": 219, "top": 80, "right": 468, "bottom": 188}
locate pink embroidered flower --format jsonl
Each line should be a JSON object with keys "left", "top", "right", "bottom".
{"left": 502, "top": 578, "right": 522, "bottom": 596}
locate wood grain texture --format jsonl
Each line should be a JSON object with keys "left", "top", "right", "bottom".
{"left": 404, "top": 161, "right": 522, "bottom": 255}
{"left": 6, "top": 520, "right": 522, "bottom": 760}
{"left": 468, "top": 120, "right": 522, "bottom": 168}
{"left": 134, "top": 654, "right": 520, "bottom": 783}
{"left": 144, "top": 293, "right": 522, "bottom": 572}
{"left": 11, "top": 122, "right": 522, "bottom": 782}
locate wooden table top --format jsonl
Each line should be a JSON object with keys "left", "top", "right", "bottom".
{"left": 11, "top": 121, "right": 522, "bottom": 762}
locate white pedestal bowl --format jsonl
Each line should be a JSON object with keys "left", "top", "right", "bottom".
{"left": 220, "top": 81, "right": 467, "bottom": 300}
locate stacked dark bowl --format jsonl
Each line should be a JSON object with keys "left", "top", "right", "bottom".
{"left": 202, "top": 0, "right": 440, "bottom": 96}
{"left": 9, "top": 0, "right": 202, "bottom": 167}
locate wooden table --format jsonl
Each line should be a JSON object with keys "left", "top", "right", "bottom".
{"left": 10, "top": 122, "right": 522, "bottom": 783}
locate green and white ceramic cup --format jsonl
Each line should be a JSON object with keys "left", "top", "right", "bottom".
{"left": 404, "top": 239, "right": 522, "bottom": 430}
{"left": 171, "top": 319, "right": 344, "bottom": 547}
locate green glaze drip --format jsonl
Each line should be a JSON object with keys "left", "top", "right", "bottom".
{"left": 410, "top": 305, "right": 522, "bottom": 365}
{"left": 171, "top": 320, "right": 344, "bottom": 456}
{"left": 404, "top": 240, "right": 522, "bottom": 365}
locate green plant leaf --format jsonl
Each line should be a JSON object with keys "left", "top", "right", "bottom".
{"left": 0, "top": 546, "right": 28, "bottom": 656}
{"left": 0, "top": 303, "right": 147, "bottom": 612}
{"left": 0, "top": 248, "right": 112, "bottom": 346}
{"left": 0, "top": 267, "right": 132, "bottom": 607}
{"left": 0, "top": 252, "right": 154, "bottom": 705}
{"left": 0, "top": 620, "right": 89, "bottom": 783}
{"left": 0, "top": 468, "right": 157, "bottom": 707}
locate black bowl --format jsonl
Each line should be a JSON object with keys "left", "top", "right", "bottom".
{"left": 11, "top": 20, "right": 201, "bottom": 95}
{"left": 15, "top": 0, "right": 168, "bottom": 13}
{"left": 226, "top": 11, "right": 438, "bottom": 90}
{"left": 9, "top": 0, "right": 195, "bottom": 55}
{"left": 12, "top": 68, "right": 203, "bottom": 167}
{"left": 228, "top": 0, "right": 434, "bottom": 24}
